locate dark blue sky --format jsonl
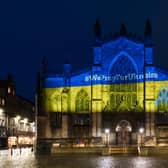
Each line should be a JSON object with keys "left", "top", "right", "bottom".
{"left": 0, "top": 0, "right": 167, "bottom": 101}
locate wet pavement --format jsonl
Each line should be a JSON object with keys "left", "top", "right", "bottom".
{"left": 0, "top": 148, "right": 168, "bottom": 168}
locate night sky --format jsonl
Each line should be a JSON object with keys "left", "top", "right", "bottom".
{"left": 0, "top": 0, "right": 167, "bottom": 101}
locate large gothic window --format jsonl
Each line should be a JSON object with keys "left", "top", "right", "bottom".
{"left": 110, "top": 55, "right": 137, "bottom": 111}
{"left": 110, "top": 56, "right": 136, "bottom": 78}
{"left": 76, "top": 90, "right": 89, "bottom": 113}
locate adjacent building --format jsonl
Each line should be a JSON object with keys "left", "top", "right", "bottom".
{"left": 0, "top": 74, "right": 35, "bottom": 148}
{"left": 37, "top": 19, "right": 168, "bottom": 152}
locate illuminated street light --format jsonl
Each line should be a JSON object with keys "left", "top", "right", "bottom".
{"left": 105, "top": 128, "right": 110, "bottom": 147}
{"left": 105, "top": 129, "right": 110, "bottom": 134}
{"left": 16, "top": 115, "right": 21, "bottom": 121}
{"left": 14, "top": 115, "right": 21, "bottom": 147}
{"left": 24, "top": 118, "right": 28, "bottom": 123}
{"left": 139, "top": 128, "right": 144, "bottom": 134}
{"left": 139, "top": 127, "right": 144, "bottom": 147}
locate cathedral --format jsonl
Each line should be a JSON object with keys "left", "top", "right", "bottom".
{"left": 37, "top": 19, "right": 168, "bottom": 151}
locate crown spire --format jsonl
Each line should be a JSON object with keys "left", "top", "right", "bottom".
{"left": 144, "top": 18, "right": 152, "bottom": 46}
{"left": 120, "top": 23, "right": 127, "bottom": 36}
{"left": 94, "top": 19, "right": 101, "bottom": 38}
{"left": 144, "top": 18, "right": 152, "bottom": 37}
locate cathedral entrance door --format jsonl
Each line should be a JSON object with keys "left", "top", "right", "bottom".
{"left": 115, "top": 120, "right": 132, "bottom": 146}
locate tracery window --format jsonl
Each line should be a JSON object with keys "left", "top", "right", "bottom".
{"left": 76, "top": 90, "right": 89, "bottom": 113}
{"left": 110, "top": 55, "right": 137, "bottom": 111}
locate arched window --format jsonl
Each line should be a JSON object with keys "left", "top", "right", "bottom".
{"left": 110, "top": 55, "right": 137, "bottom": 111}
{"left": 156, "top": 87, "right": 168, "bottom": 112}
{"left": 49, "top": 92, "right": 61, "bottom": 112}
{"left": 61, "top": 93, "right": 68, "bottom": 112}
{"left": 76, "top": 90, "right": 89, "bottom": 113}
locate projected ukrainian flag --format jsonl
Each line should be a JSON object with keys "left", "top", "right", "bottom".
{"left": 41, "top": 38, "right": 168, "bottom": 114}
{"left": 42, "top": 69, "right": 168, "bottom": 114}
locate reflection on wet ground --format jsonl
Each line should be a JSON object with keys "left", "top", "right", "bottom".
{"left": 0, "top": 149, "right": 168, "bottom": 168}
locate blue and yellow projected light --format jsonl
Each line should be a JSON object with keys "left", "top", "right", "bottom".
{"left": 42, "top": 37, "right": 168, "bottom": 113}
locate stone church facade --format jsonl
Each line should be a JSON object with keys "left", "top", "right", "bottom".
{"left": 37, "top": 20, "right": 168, "bottom": 150}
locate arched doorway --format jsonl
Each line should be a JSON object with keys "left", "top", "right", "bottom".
{"left": 115, "top": 120, "right": 132, "bottom": 146}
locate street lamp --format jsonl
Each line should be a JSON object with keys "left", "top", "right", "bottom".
{"left": 105, "top": 128, "right": 110, "bottom": 147}
{"left": 14, "top": 115, "right": 21, "bottom": 147}
{"left": 16, "top": 115, "right": 21, "bottom": 121}
{"left": 139, "top": 127, "right": 144, "bottom": 147}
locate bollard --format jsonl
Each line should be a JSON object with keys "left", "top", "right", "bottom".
{"left": 11, "top": 147, "right": 13, "bottom": 156}
{"left": 20, "top": 147, "right": 22, "bottom": 155}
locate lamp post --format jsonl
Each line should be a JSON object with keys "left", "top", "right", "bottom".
{"left": 30, "top": 121, "right": 35, "bottom": 151}
{"left": 14, "top": 115, "right": 21, "bottom": 147}
{"left": 139, "top": 127, "right": 144, "bottom": 147}
{"left": 105, "top": 128, "right": 110, "bottom": 147}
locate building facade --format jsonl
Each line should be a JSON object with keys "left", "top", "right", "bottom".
{"left": 0, "top": 74, "right": 35, "bottom": 148}
{"left": 37, "top": 20, "right": 168, "bottom": 150}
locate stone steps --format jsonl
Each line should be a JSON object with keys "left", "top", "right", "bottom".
{"left": 51, "top": 146, "right": 138, "bottom": 156}
{"left": 109, "top": 147, "right": 138, "bottom": 155}
{"left": 157, "top": 137, "right": 168, "bottom": 146}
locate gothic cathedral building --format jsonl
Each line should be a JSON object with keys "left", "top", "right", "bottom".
{"left": 37, "top": 19, "right": 168, "bottom": 150}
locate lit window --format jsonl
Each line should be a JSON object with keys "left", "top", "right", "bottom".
{"left": 109, "top": 55, "right": 137, "bottom": 111}
{"left": 2, "top": 99, "right": 5, "bottom": 106}
{"left": 76, "top": 89, "right": 89, "bottom": 112}
{"left": 8, "top": 87, "right": 11, "bottom": 94}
